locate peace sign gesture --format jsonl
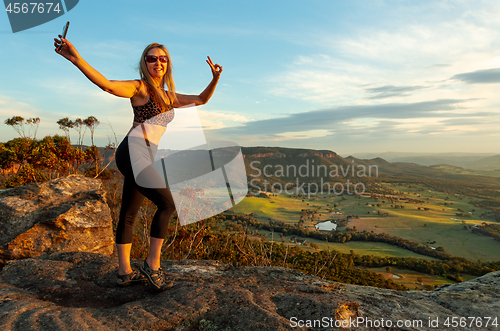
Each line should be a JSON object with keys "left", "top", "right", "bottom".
{"left": 206, "top": 56, "right": 223, "bottom": 80}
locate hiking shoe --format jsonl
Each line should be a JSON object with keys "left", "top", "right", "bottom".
{"left": 116, "top": 269, "right": 147, "bottom": 287}
{"left": 139, "top": 260, "right": 173, "bottom": 291}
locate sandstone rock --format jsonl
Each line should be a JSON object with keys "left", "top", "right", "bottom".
{"left": 0, "top": 251, "right": 498, "bottom": 330}
{"left": 0, "top": 175, "right": 114, "bottom": 266}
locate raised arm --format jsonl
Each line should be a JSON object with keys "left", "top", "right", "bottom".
{"left": 175, "top": 56, "right": 223, "bottom": 107}
{"left": 54, "top": 35, "right": 140, "bottom": 98}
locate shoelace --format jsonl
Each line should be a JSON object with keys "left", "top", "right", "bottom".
{"left": 153, "top": 268, "right": 166, "bottom": 284}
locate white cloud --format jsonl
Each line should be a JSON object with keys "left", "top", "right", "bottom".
{"left": 274, "top": 129, "right": 330, "bottom": 141}
{"left": 0, "top": 96, "right": 42, "bottom": 118}
{"left": 197, "top": 109, "right": 251, "bottom": 130}
{"left": 267, "top": 4, "right": 500, "bottom": 108}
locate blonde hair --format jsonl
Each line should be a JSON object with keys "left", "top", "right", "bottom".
{"left": 139, "top": 43, "right": 177, "bottom": 107}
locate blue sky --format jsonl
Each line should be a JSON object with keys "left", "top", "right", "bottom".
{"left": 1, "top": 0, "right": 499, "bottom": 155}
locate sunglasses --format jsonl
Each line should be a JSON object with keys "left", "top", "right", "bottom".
{"left": 145, "top": 55, "right": 168, "bottom": 63}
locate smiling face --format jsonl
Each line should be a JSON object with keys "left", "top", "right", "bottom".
{"left": 145, "top": 47, "right": 168, "bottom": 81}
{"left": 138, "top": 43, "right": 176, "bottom": 102}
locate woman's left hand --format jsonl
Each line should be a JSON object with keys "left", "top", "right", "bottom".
{"left": 206, "top": 56, "right": 222, "bottom": 80}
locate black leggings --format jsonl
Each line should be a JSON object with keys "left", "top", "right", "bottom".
{"left": 115, "top": 136, "right": 176, "bottom": 244}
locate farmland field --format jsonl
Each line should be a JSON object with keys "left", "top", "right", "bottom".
{"left": 359, "top": 266, "right": 477, "bottom": 289}
{"left": 431, "top": 165, "right": 500, "bottom": 178}
{"left": 230, "top": 183, "right": 500, "bottom": 262}
{"left": 249, "top": 228, "right": 439, "bottom": 260}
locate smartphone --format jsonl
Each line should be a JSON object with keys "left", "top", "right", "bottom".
{"left": 58, "top": 21, "right": 70, "bottom": 51}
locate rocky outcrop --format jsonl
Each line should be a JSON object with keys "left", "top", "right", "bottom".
{"left": 0, "top": 251, "right": 498, "bottom": 331}
{"left": 298, "top": 152, "right": 337, "bottom": 158}
{"left": 0, "top": 175, "right": 114, "bottom": 267}
{"left": 244, "top": 152, "right": 287, "bottom": 158}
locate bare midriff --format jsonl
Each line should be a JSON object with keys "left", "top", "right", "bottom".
{"left": 126, "top": 121, "right": 166, "bottom": 146}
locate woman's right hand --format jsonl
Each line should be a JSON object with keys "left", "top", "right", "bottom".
{"left": 54, "top": 35, "right": 80, "bottom": 63}
{"left": 52, "top": 35, "right": 141, "bottom": 99}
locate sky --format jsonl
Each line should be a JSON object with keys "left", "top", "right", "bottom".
{"left": 0, "top": 0, "right": 499, "bottom": 156}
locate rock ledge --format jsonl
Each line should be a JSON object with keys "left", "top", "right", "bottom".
{"left": 1, "top": 252, "right": 499, "bottom": 331}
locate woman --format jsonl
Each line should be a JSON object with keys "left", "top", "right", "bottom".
{"left": 54, "top": 35, "right": 222, "bottom": 291}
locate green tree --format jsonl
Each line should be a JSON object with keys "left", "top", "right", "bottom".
{"left": 5, "top": 163, "right": 47, "bottom": 188}
{"left": 52, "top": 135, "right": 76, "bottom": 175}
{"left": 0, "top": 143, "right": 16, "bottom": 172}
{"left": 26, "top": 117, "right": 40, "bottom": 139}
{"left": 72, "top": 118, "right": 86, "bottom": 149}
{"left": 57, "top": 117, "right": 74, "bottom": 142}
{"left": 3, "top": 138, "right": 36, "bottom": 172}
{"left": 84, "top": 145, "right": 100, "bottom": 177}
{"left": 4, "top": 116, "right": 40, "bottom": 139}
{"left": 5, "top": 116, "right": 25, "bottom": 137}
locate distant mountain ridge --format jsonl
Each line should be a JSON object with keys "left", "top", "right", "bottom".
{"left": 350, "top": 152, "right": 499, "bottom": 170}
{"left": 103, "top": 146, "right": 500, "bottom": 176}
{"left": 242, "top": 146, "right": 337, "bottom": 159}
{"left": 144, "top": 145, "right": 497, "bottom": 180}
{"left": 239, "top": 147, "right": 489, "bottom": 180}
{"left": 102, "top": 145, "right": 498, "bottom": 181}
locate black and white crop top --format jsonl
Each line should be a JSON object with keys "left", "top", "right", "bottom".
{"left": 133, "top": 87, "right": 174, "bottom": 127}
